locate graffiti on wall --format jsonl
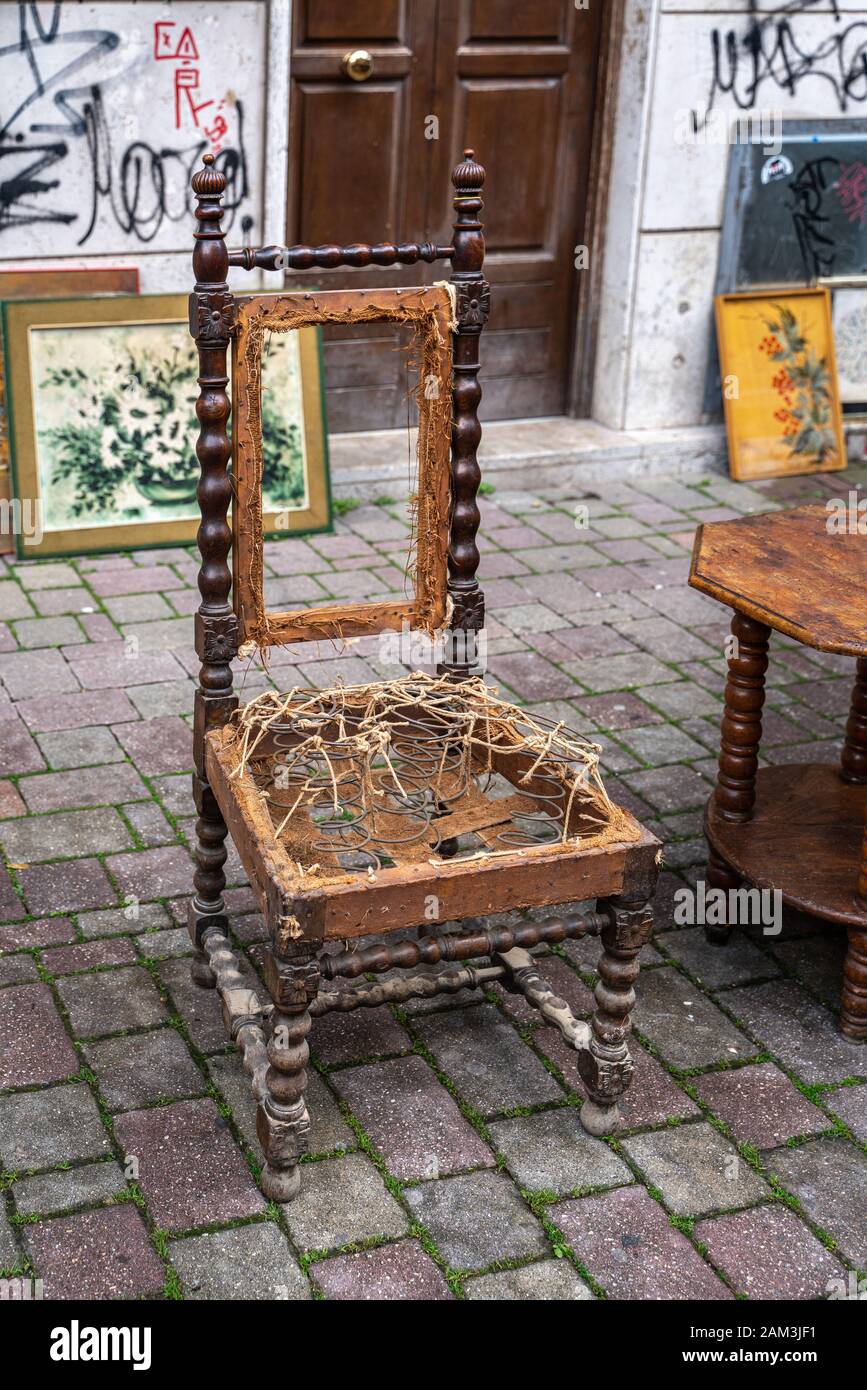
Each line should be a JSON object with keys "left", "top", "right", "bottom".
{"left": 0, "top": 1, "right": 265, "bottom": 256}
{"left": 700, "top": 0, "right": 867, "bottom": 120}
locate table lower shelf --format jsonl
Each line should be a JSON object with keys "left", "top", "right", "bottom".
{"left": 705, "top": 763, "right": 867, "bottom": 928}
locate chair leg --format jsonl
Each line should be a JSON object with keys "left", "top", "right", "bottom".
{"left": 841, "top": 658, "right": 867, "bottom": 784}
{"left": 579, "top": 893, "right": 654, "bottom": 1136}
{"left": 257, "top": 939, "right": 320, "bottom": 1201}
{"left": 188, "top": 778, "right": 231, "bottom": 989}
{"left": 703, "top": 612, "right": 770, "bottom": 947}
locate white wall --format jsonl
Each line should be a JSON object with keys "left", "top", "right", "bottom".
{"left": 0, "top": 0, "right": 291, "bottom": 290}
{"left": 594, "top": 0, "right": 867, "bottom": 431}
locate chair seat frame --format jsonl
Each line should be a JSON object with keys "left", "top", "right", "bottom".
{"left": 187, "top": 152, "right": 660, "bottom": 1200}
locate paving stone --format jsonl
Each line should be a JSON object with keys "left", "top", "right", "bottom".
{"left": 313, "top": 1240, "right": 454, "bottom": 1300}
{"left": 465, "top": 1259, "right": 594, "bottom": 1300}
{"left": 404, "top": 1170, "right": 548, "bottom": 1270}
{"left": 633, "top": 967, "right": 753, "bottom": 1068}
{"left": 85, "top": 1027, "right": 204, "bottom": 1110}
{"left": 623, "top": 764, "right": 712, "bottom": 813}
{"left": 0, "top": 648, "right": 79, "bottom": 699}
{"left": 114, "top": 1098, "right": 265, "bottom": 1230}
{"left": 169, "top": 1223, "right": 311, "bottom": 1300}
{"left": 0, "top": 982, "right": 79, "bottom": 1088}
{"left": 20, "top": 762, "right": 148, "bottom": 812}
{"left": 0, "top": 780, "right": 26, "bottom": 819}
{"left": 20, "top": 859, "right": 117, "bottom": 915}
{"left": 0, "top": 1082, "right": 110, "bottom": 1170}
{"left": 13, "top": 616, "right": 85, "bottom": 649}
{"left": 553, "top": 1184, "right": 731, "bottom": 1300}
{"left": 0, "top": 806, "right": 131, "bottom": 861}
{"left": 114, "top": 715, "right": 193, "bottom": 775}
{"left": 824, "top": 1083, "right": 867, "bottom": 1141}
{"left": 765, "top": 1138, "right": 867, "bottom": 1266}
{"left": 724, "top": 979, "right": 867, "bottom": 1084}
{"left": 136, "top": 926, "right": 191, "bottom": 960}
{"left": 13, "top": 563, "right": 79, "bottom": 591}
{"left": 311, "top": 1001, "right": 410, "bottom": 1065}
{"left": 79, "top": 901, "right": 169, "bottom": 939}
{"left": 619, "top": 723, "right": 710, "bottom": 767}
{"left": 655, "top": 927, "right": 778, "bottom": 990}
{"left": 88, "top": 566, "right": 183, "bottom": 597}
{"left": 17, "top": 688, "right": 138, "bottom": 733}
{"left": 41, "top": 936, "right": 137, "bottom": 975}
{"left": 0, "top": 953, "right": 39, "bottom": 985}
{"left": 488, "top": 1109, "right": 633, "bottom": 1194}
{"left": 128, "top": 680, "right": 196, "bottom": 719}
{"left": 413, "top": 1005, "right": 563, "bottom": 1114}
{"left": 56, "top": 965, "right": 167, "bottom": 1037}
{"left": 107, "top": 844, "right": 194, "bottom": 900}
{"left": 0, "top": 719, "right": 45, "bottom": 775}
{"left": 101, "top": 592, "right": 173, "bottom": 623}
{"left": 695, "top": 1205, "right": 843, "bottom": 1301}
{"left": 35, "top": 724, "right": 123, "bottom": 769}
{"left": 0, "top": 580, "right": 33, "bottom": 619}
{"left": 0, "top": 1210, "right": 20, "bottom": 1270}
{"left": 156, "top": 956, "right": 231, "bottom": 1052}
{"left": 769, "top": 933, "right": 847, "bottom": 1011}
{"left": 488, "top": 652, "right": 578, "bottom": 702}
{"left": 334, "top": 1055, "right": 493, "bottom": 1180}
{"left": 26, "top": 1205, "right": 165, "bottom": 1299}
{"left": 692, "top": 1063, "right": 828, "bottom": 1149}
{"left": 571, "top": 652, "right": 678, "bottom": 694}
{"left": 0, "top": 916, "right": 74, "bottom": 949}
{"left": 282, "top": 1153, "right": 408, "bottom": 1250}
{"left": 624, "top": 1121, "right": 768, "bottom": 1216}
{"left": 14, "top": 1160, "right": 127, "bottom": 1215}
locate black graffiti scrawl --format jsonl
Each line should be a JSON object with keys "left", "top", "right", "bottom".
{"left": 699, "top": 0, "right": 867, "bottom": 121}
{"left": 0, "top": 2, "right": 251, "bottom": 246}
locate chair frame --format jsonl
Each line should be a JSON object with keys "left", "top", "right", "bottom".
{"left": 187, "top": 151, "right": 660, "bottom": 1200}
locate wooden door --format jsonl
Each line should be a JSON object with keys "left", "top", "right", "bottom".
{"left": 285, "top": 0, "right": 601, "bottom": 430}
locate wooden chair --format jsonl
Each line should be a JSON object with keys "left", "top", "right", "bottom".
{"left": 690, "top": 504, "right": 867, "bottom": 1038}
{"left": 188, "top": 151, "right": 661, "bottom": 1201}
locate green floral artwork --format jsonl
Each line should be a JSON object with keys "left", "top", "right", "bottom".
{"left": 31, "top": 320, "right": 307, "bottom": 530}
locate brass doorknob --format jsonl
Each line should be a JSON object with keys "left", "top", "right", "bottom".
{"left": 342, "top": 49, "right": 374, "bottom": 81}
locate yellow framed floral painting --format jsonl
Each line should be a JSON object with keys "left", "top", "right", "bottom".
{"left": 715, "top": 287, "right": 846, "bottom": 482}
{"left": 2, "top": 294, "right": 331, "bottom": 559}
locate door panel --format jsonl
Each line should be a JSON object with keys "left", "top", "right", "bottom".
{"left": 285, "top": 0, "right": 601, "bottom": 431}
{"left": 430, "top": 0, "right": 603, "bottom": 421}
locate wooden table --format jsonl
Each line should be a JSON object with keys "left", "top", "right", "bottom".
{"left": 690, "top": 502, "right": 867, "bottom": 1038}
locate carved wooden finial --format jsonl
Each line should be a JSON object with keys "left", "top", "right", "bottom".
{"left": 453, "top": 149, "right": 485, "bottom": 194}
{"left": 192, "top": 152, "right": 226, "bottom": 199}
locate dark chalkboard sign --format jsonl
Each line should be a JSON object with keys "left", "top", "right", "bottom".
{"left": 705, "top": 120, "right": 867, "bottom": 414}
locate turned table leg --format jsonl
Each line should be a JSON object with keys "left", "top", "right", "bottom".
{"left": 705, "top": 612, "right": 770, "bottom": 946}
{"left": 578, "top": 894, "right": 654, "bottom": 1136}
{"left": 842, "top": 820, "right": 867, "bottom": 1040}
{"left": 841, "top": 658, "right": 867, "bottom": 785}
{"left": 257, "top": 937, "right": 319, "bottom": 1201}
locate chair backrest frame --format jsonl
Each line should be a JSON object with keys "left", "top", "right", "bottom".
{"left": 188, "top": 149, "right": 488, "bottom": 789}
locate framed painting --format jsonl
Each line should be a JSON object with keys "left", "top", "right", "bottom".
{"left": 715, "top": 288, "right": 846, "bottom": 482}
{"left": 823, "top": 279, "right": 867, "bottom": 413}
{"left": 0, "top": 266, "right": 140, "bottom": 553}
{"left": 2, "top": 294, "right": 330, "bottom": 559}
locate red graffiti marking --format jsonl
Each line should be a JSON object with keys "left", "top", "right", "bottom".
{"left": 152, "top": 21, "right": 224, "bottom": 150}
{"left": 836, "top": 161, "right": 867, "bottom": 227}
{"left": 153, "top": 22, "right": 199, "bottom": 62}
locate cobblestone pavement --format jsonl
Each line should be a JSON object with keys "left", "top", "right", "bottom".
{"left": 1, "top": 464, "right": 866, "bottom": 1301}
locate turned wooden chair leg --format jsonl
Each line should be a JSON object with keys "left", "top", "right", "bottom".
{"left": 578, "top": 893, "right": 654, "bottom": 1136}
{"left": 841, "top": 658, "right": 867, "bottom": 785}
{"left": 704, "top": 611, "right": 770, "bottom": 947}
{"left": 188, "top": 779, "right": 230, "bottom": 989}
{"left": 257, "top": 938, "right": 320, "bottom": 1201}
